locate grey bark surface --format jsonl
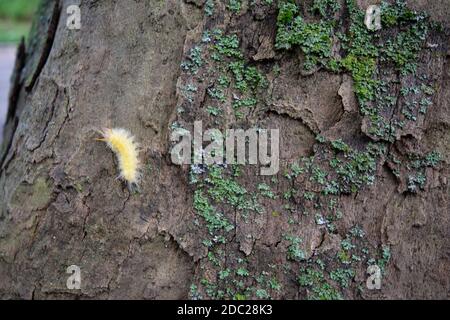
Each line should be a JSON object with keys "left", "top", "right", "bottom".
{"left": 0, "top": 0, "right": 449, "bottom": 299}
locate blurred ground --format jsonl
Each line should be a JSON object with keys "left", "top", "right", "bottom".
{"left": 0, "top": 45, "right": 16, "bottom": 143}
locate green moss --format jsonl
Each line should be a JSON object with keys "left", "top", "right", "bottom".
{"left": 214, "top": 32, "right": 243, "bottom": 59}
{"left": 204, "top": 0, "right": 215, "bottom": 16}
{"left": 219, "top": 268, "right": 231, "bottom": 280}
{"left": 341, "top": 55, "right": 378, "bottom": 103}
{"left": 337, "top": 250, "right": 352, "bottom": 265}
{"left": 298, "top": 268, "right": 343, "bottom": 300}
{"left": 227, "top": 0, "right": 242, "bottom": 13}
{"left": 206, "top": 166, "right": 259, "bottom": 212}
{"left": 193, "top": 189, "right": 234, "bottom": 235}
{"left": 275, "top": 5, "right": 334, "bottom": 70}
{"left": 284, "top": 162, "right": 304, "bottom": 180}
{"left": 276, "top": 1, "right": 298, "bottom": 25}
{"left": 258, "top": 183, "right": 277, "bottom": 199}
{"left": 388, "top": 150, "right": 442, "bottom": 193}
{"left": 331, "top": 139, "right": 351, "bottom": 154}
{"left": 192, "top": 165, "right": 263, "bottom": 247}
{"left": 207, "top": 87, "right": 226, "bottom": 102}
{"left": 232, "top": 96, "right": 257, "bottom": 111}
{"left": 188, "top": 0, "right": 441, "bottom": 299}
{"left": 209, "top": 29, "right": 267, "bottom": 117}
{"left": 189, "top": 284, "right": 202, "bottom": 299}
{"left": 275, "top": 0, "right": 433, "bottom": 141}
{"left": 236, "top": 267, "right": 249, "bottom": 277}
{"left": 380, "top": 0, "right": 427, "bottom": 28}
{"left": 181, "top": 46, "right": 203, "bottom": 74}
{"left": 344, "top": 0, "right": 379, "bottom": 58}
{"left": 229, "top": 61, "right": 266, "bottom": 93}
{"left": 329, "top": 268, "right": 355, "bottom": 288}
{"left": 425, "top": 151, "right": 441, "bottom": 168}
{"left": 334, "top": 143, "right": 383, "bottom": 193}
{"left": 303, "top": 191, "right": 315, "bottom": 201}
{"left": 377, "top": 245, "right": 391, "bottom": 272}
{"left": 311, "top": 0, "right": 341, "bottom": 19}
{"left": 285, "top": 235, "right": 306, "bottom": 261}
{"left": 206, "top": 105, "right": 222, "bottom": 117}
{"left": 382, "top": 25, "right": 428, "bottom": 75}
{"left": 305, "top": 137, "right": 385, "bottom": 195}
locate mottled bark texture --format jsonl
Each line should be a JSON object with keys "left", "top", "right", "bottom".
{"left": 0, "top": 0, "right": 449, "bottom": 299}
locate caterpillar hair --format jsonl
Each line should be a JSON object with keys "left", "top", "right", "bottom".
{"left": 96, "top": 128, "right": 141, "bottom": 190}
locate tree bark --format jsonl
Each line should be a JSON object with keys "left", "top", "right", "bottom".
{"left": 0, "top": 0, "right": 449, "bottom": 299}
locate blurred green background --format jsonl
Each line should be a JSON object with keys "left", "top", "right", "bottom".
{"left": 0, "top": 0, "right": 40, "bottom": 43}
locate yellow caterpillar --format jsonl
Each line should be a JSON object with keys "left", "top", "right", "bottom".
{"left": 96, "top": 128, "right": 141, "bottom": 189}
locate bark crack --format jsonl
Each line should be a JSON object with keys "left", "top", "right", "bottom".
{"left": 25, "top": 1, "right": 61, "bottom": 92}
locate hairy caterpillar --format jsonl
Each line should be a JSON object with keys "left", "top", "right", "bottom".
{"left": 96, "top": 128, "right": 141, "bottom": 189}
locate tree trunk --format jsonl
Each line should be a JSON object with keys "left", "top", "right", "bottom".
{"left": 0, "top": 0, "right": 449, "bottom": 299}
